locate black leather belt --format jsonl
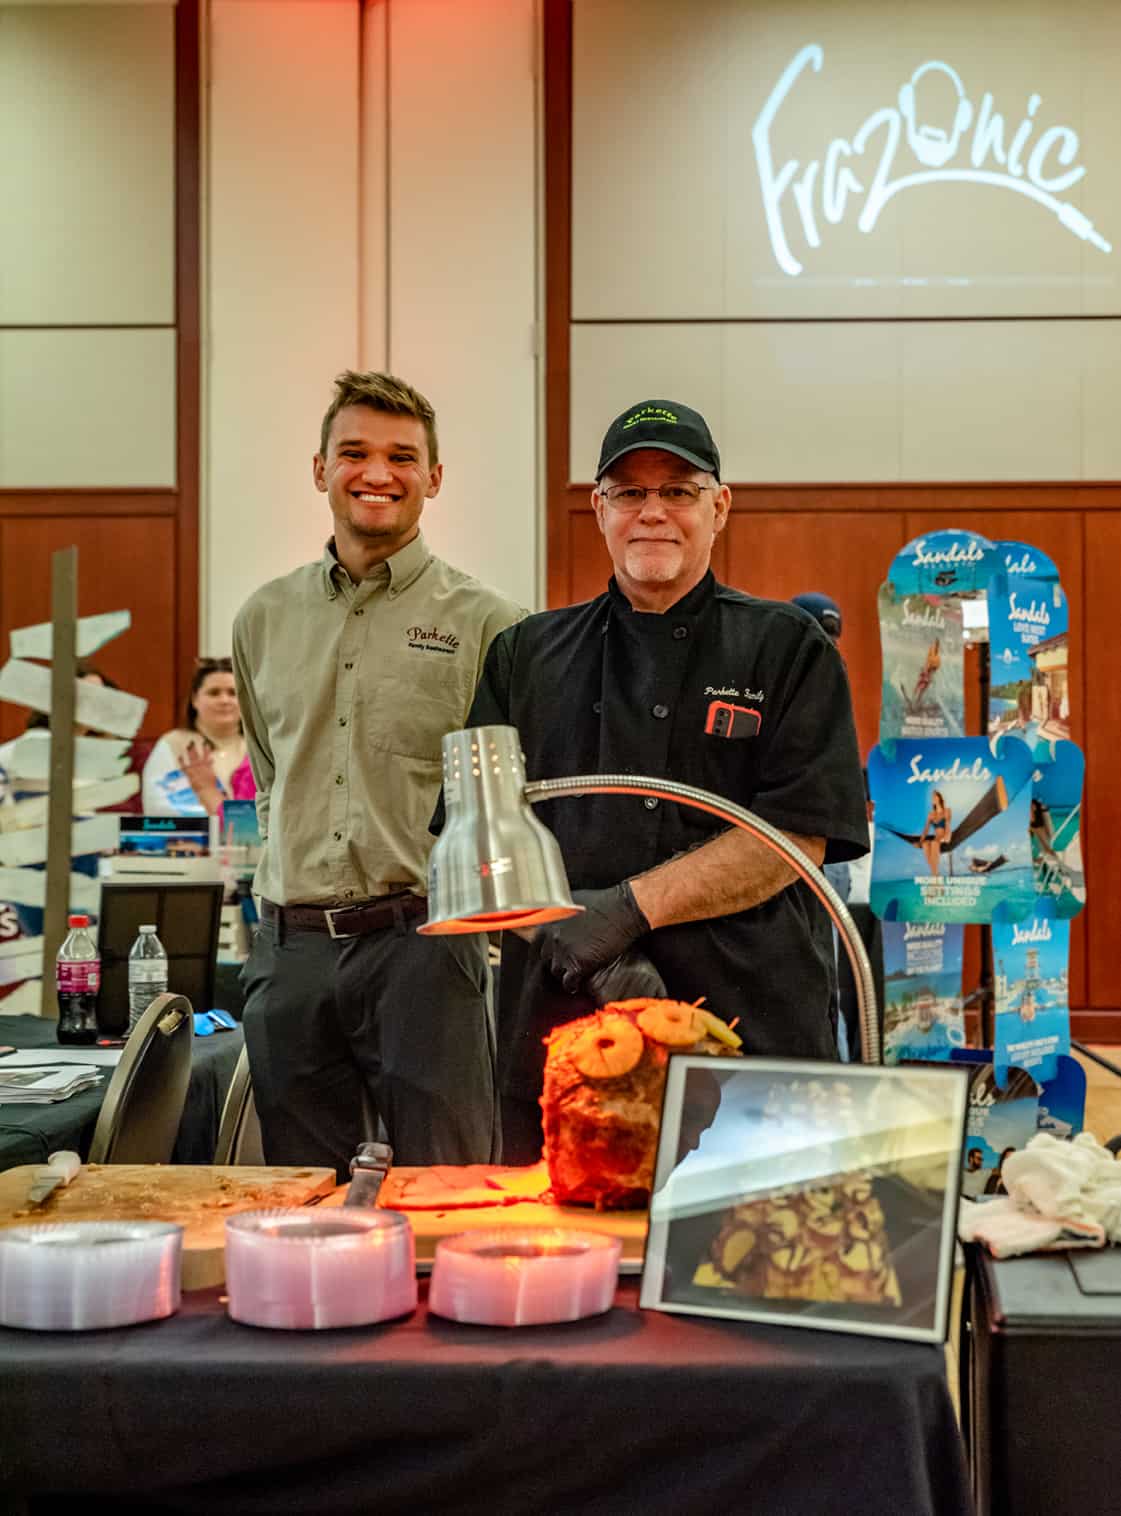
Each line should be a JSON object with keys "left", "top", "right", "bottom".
{"left": 261, "top": 894, "right": 427, "bottom": 939}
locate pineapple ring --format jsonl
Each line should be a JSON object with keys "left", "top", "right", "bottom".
{"left": 695, "top": 1007, "right": 743, "bottom": 1049}
{"left": 569, "top": 1015, "right": 644, "bottom": 1080}
{"left": 637, "top": 1000, "right": 702, "bottom": 1047}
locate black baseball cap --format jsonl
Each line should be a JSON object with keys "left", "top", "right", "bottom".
{"left": 595, "top": 399, "right": 721, "bottom": 481}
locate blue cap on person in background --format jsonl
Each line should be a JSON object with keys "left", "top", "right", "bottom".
{"left": 791, "top": 593, "right": 842, "bottom": 642}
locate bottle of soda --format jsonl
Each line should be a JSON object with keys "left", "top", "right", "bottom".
{"left": 56, "top": 914, "right": 100, "bottom": 1046}
{"left": 127, "top": 925, "right": 169, "bottom": 1032}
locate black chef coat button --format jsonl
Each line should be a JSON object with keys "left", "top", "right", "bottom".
{"left": 592, "top": 701, "right": 602, "bottom": 714}
{"left": 673, "top": 625, "right": 688, "bottom": 640}
{"left": 643, "top": 797, "right": 659, "bottom": 810}
{"left": 333, "top": 831, "right": 342, "bottom": 841}
{"left": 652, "top": 704, "right": 669, "bottom": 719}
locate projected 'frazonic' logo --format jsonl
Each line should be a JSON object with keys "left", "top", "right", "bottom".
{"left": 753, "top": 45, "right": 1112, "bottom": 277}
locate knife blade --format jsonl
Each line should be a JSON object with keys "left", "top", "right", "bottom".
{"left": 343, "top": 1141, "right": 393, "bottom": 1209}
{"left": 27, "top": 1150, "right": 81, "bottom": 1206}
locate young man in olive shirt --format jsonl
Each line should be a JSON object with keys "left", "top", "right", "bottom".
{"left": 464, "top": 400, "right": 869, "bottom": 1159}
{"left": 233, "top": 371, "right": 523, "bottom": 1177}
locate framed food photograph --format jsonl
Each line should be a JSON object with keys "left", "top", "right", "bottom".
{"left": 639, "top": 1058, "right": 970, "bottom": 1343}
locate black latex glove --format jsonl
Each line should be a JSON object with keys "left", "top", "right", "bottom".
{"left": 537, "top": 882, "right": 651, "bottom": 994}
{"left": 586, "top": 949, "right": 667, "bottom": 1006}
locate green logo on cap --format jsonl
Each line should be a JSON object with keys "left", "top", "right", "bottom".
{"left": 623, "top": 405, "right": 678, "bottom": 430}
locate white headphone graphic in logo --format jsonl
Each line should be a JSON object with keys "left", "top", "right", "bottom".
{"left": 898, "top": 61, "right": 972, "bottom": 169}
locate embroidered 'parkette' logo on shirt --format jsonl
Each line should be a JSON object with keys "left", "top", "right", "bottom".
{"left": 406, "top": 625, "right": 460, "bottom": 655}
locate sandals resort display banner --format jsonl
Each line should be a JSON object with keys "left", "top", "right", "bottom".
{"left": 868, "top": 736, "right": 1035, "bottom": 926}
{"left": 881, "top": 922, "right": 966, "bottom": 1064}
{"left": 872, "top": 530, "right": 1085, "bottom": 1096}
{"left": 987, "top": 542, "right": 1069, "bottom": 761}
{"left": 877, "top": 586, "right": 965, "bottom": 742}
{"left": 992, "top": 912, "right": 1070, "bottom": 1088}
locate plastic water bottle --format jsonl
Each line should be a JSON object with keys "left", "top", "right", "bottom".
{"left": 56, "top": 914, "right": 100, "bottom": 1046}
{"left": 128, "top": 925, "right": 169, "bottom": 1032}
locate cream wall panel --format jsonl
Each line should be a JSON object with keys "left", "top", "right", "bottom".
{"left": 569, "top": 320, "right": 1121, "bottom": 482}
{"left": 0, "top": 329, "right": 175, "bottom": 487}
{"left": 722, "top": 325, "right": 902, "bottom": 482}
{"left": 204, "top": 0, "right": 360, "bottom": 655}
{"left": 571, "top": 0, "right": 1121, "bottom": 321}
{"left": 1076, "top": 323, "right": 1121, "bottom": 479}
{"left": 899, "top": 322, "right": 1082, "bottom": 480}
{"left": 569, "top": 323, "right": 902, "bottom": 483}
{"left": 387, "top": 0, "right": 538, "bottom": 611}
{"left": 0, "top": 4, "right": 175, "bottom": 325}
{"left": 569, "top": 325, "right": 725, "bottom": 484}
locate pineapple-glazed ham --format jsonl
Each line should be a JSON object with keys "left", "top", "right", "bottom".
{"left": 540, "top": 998, "right": 741, "bottom": 1210}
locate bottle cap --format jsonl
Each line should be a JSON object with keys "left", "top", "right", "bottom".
{"left": 67, "top": 915, "right": 90, "bottom": 928}
{"left": 140, "top": 924, "right": 157, "bottom": 933}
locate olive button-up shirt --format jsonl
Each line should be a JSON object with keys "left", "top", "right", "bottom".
{"left": 232, "top": 533, "right": 525, "bottom": 905}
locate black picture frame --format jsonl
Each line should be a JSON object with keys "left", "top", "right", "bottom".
{"left": 95, "top": 880, "right": 224, "bottom": 1035}
{"left": 639, "top": 1057, "right": 969, "bottom": 1344}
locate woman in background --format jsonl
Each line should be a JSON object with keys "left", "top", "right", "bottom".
{"left": 142, "top": 657, "right": 247, "bottom": 816}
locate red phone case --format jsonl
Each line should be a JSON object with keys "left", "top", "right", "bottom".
{"left": 704, "top": 700, "right": 761, "bottom": 738}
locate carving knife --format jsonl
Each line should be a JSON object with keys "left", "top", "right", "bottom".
{"left": 344, "top": 1141, "right": 393, "bottom": 1208}
{"left": 27, "top": 1150, "right": 81, "bottom": 1206}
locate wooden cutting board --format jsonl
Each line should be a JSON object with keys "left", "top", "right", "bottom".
{"left": 0, "top": 1164, "right": 337, "bottom": 1291}
{"left": 363, "top": 1165, "right": 649, "bottom": 1270}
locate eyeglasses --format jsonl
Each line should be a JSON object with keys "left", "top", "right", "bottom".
{"left": 600, "top": 482, "right": 714, "bottom": 509}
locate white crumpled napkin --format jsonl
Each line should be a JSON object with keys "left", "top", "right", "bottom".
{"left": 958, "top": 1132, "right": 1121, "bottom": 1258}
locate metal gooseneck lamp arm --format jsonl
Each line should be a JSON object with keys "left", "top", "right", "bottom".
{"left": 524, "top": 776, "right": 880, "bottom": 1066}
{"left": 420, "top": 727, "right": 881, "bottom": 1065}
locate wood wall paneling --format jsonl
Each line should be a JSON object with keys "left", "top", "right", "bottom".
{"left": 0, "top": 516, "right": 178, "bottom": 741}
{"left": 724, "top": 510, "right": 907, "bottom": 760}
{"left": 1084, "top": 514, "right": 1121, "bottom": 1011}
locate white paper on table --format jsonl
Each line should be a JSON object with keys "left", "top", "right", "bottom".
{"left": 0, "top": 979, "right": 43, "bottom": 1015}
{"left": 0, "top": 1046, "right": 123, "bottom": 1068}
{"left": 0, "top": 869, "right": 100, "bottom": 914}
{"left": 10, "top": 611, "right": 131, "bottom": 661}
{"left": 4, "top": 733, "right": 131, "bottom": 782}
{"left": 0, "top": 813, "right": 120, "bottom": 868}
{"left": 0, "top": 947, "right": 44, "bottom": 987}
{"left": 0, "top": 659, "right": 147, "bottom": 739}
{"left": 0, "top": 775, "right": 139, "bottom": 834}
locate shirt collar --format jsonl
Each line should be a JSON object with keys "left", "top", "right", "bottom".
{"left": 320, "top": 532, "right": 431, "bottom": 599}
{"left": 607, "top": 569, "right": 716, "bottom": 618}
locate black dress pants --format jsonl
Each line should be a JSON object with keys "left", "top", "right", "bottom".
{"left": 241, "top": 916, "right": 498, "bottom": 1179}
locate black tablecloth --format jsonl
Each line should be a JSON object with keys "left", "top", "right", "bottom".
{"left": 967, "top": 1246, "right": 1121, "bottom": 1516}
{"left": 0, "top": 1281, "right": 971, "bottom": 1515}
{"left": 0, "top": 1016, "right": 243, "bottom": 1170}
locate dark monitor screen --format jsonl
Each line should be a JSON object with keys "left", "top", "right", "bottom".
{"left": 96, "top": 881, "right": 224, "bottom": 1035}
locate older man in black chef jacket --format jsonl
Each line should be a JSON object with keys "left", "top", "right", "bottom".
{"left": 464, "top": 400, "right": 869, "bottom": 1160}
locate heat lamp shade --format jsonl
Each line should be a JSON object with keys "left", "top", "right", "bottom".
{"left": 419, "top": 725, "right": 582, "bottom": 936}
